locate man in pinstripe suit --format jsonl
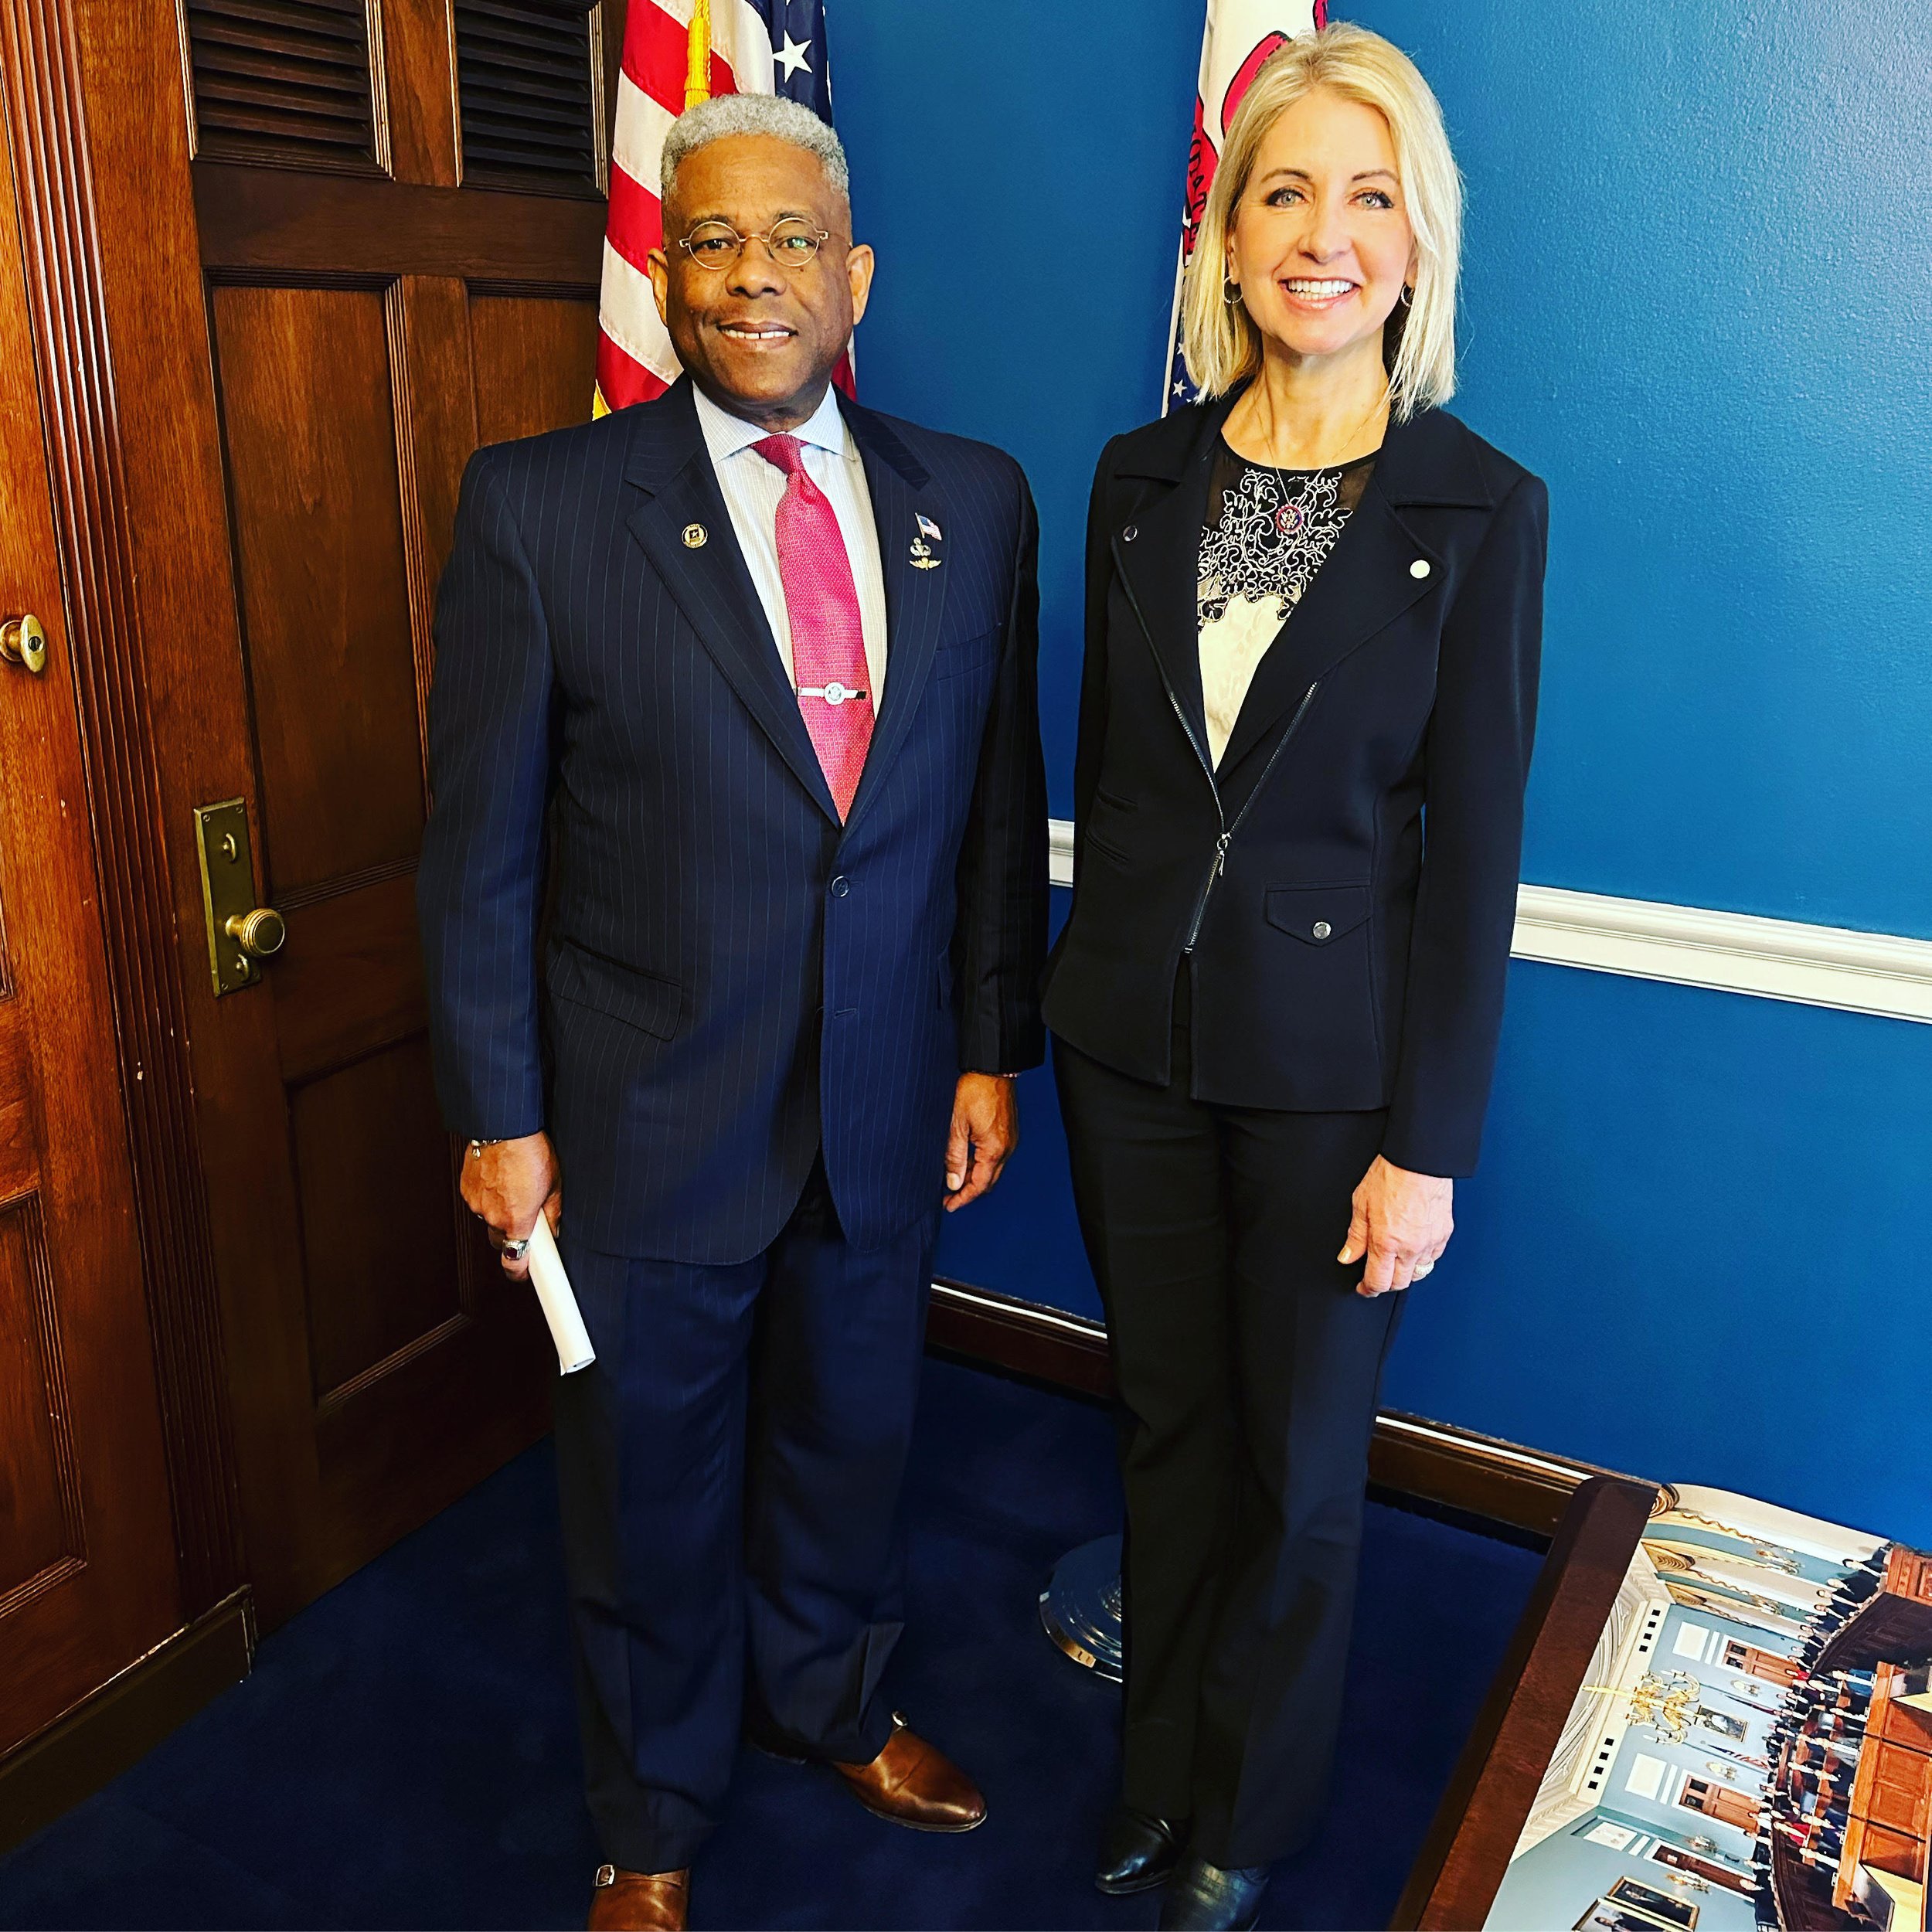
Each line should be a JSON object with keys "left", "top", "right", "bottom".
{"left": 417, "top": 96, "right": 1047, "bottom": 1930}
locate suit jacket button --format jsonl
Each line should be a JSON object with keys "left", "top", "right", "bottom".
{"left": 830, "top": 876, "right": 851, "bottom": 898}
{"left": 1410, "top": 558, "right": 1430, "bottom": 578}
{"left": 1312, "top": 920, "right": 1332, "bottom": 940}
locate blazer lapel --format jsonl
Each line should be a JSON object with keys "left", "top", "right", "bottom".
{"left": 1214, "top": 477, "right": 1440, "bottom": 777}
{"left": 1213, "top": 402, "right": 1502, "bottom": 781}
{"left": 1109, "top": 399, "right": 1234, "bottom": 770}
{"left": 622, "top": 379, "right": 840, "bottom": 823}
{"left": 841, "top": 400, "right": 948, "bottom": 835}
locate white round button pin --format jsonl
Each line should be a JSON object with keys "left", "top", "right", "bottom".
{"left": 1410, "top": 558, "right": 1430, "bottom": 579}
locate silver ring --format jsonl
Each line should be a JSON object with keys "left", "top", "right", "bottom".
{"left": 499, "top": 1237, "right": 530, "bottom": 1261}
{"left": 1413, "top": 1260, "right": 1434, "bottom": 1279}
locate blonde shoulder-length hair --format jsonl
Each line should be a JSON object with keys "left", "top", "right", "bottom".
{"left": 1181, "top": 22, "right": 1461, "bottom": 419}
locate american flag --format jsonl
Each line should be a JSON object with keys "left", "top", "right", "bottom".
{"left": 1164, "top": 0, "right": 1325, "bottom": 413}
{"left": 595, "top": 0, "right": 846, "bottom": 413}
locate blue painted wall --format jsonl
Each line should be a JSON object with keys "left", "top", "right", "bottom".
{"left": 828, "top": 1, "right": 1932, "bottom": 1539}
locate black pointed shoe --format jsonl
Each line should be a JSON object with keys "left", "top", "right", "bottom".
{"left": 1158, "top": 1855, "right": 1270, "bottom": 1931}
{"left": 1094, "top": 1805, "right": 1185, "bottom": 1896}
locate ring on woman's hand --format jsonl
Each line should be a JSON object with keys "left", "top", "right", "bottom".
{"left": 499, "top": 1236, "right": 530, "bottom": 1262}
{"left": 1413, "top": 1260, "right": 1434, "bottom": 1279}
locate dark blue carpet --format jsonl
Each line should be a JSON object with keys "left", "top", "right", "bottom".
{"left": 0, "top": 1359, "right": 1541, "bottom": 1930}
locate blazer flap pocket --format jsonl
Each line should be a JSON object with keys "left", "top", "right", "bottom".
{"left": 549, "top": 940, "right": 682, "bottom": 1039}
{"left": 933, "top": 626, "right": 998, "bottom": 676}
{"left": 1264, "top": 885, "right": 1371, "bottom": 947}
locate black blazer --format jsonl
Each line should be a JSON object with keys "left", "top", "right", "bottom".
{"left": 418, "top": 378, "right": 1048, "bottom": 1264}
{"left": 1042, "top": 391, "right": 1546, "bottom": 1178}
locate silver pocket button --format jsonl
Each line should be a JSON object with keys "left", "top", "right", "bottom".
{"left": 1312, "top": 920, "right": 1332, "bottom": 940}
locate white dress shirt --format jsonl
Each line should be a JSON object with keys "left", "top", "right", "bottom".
{"left": 693, "top": 382, "right": 890, "bottom": 704}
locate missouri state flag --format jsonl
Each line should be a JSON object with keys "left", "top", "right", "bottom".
{"left": 595, "top": 0, "right": 848, "bottom": 413}
{"left": 1165, "top": 0, "right": 1325, "bottom": 413}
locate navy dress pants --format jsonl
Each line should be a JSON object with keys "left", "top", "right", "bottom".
{"left": 553, "top": 1164, "right": 940, "bottom": 1872}
{"left": 1054, "top": 988, "right": 1404, "bottom": 1869}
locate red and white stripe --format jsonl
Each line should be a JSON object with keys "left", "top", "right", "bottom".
{"left": 1164, "top": 0, "right": 1324, "bottom": 411}
{"left": 596, "top": 0, "right": 776, "bottom": 413}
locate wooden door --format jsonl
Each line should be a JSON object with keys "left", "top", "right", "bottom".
{"left": 98, "top": 0, "right": 623, "bottom": 1625}
{"left": 1651, "top": 1847, "right": 1756, "bottom": 1898}
{"left": 1682, "top": 1778, "right": 1761, "bottom": 1833}
{"left": 0, "top": 107, "right": 182, "bottom": 1753}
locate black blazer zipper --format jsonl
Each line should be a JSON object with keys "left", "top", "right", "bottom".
{"left": 1179, "top": 680, "right": 1320, "bottom": 952}
{"left": 1111, "top": 529, "right": 1323, "bottom": 957}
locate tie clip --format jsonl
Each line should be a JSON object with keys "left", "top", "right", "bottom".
{"left": 798, "top": 682, "right": 867, "bottom": 707}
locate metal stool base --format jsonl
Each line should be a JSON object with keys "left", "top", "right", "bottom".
{"left": 1039, "top": 1532, "right": 1124, "bottom": 1683}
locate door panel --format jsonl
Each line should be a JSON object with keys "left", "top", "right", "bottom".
{"left": 0, "top": 109, "right": 182, "bottom": 1750}
{"left": 210, "top": 283, "right": 427, "bottom": 893}
{"left": 292, "top": 1039, "right": 464, "bottom": 1405}
{"left": 471, "top": 293, "right": 601, "bottom": 446}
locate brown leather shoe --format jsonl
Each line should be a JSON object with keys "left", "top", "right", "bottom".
{"left": 832, "top": 1712, "right": 986, "bottom": 1832}
{"left": 587, "top": 1864, "right": 689, "bottom": 1931}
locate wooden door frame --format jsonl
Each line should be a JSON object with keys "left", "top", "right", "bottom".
{"left": 0, "top": 0, "right": 241, "bottom": 1617}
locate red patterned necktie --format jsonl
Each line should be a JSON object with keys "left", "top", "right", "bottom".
{"left": 753, "top": 432, "right": 872, "bottom": 820}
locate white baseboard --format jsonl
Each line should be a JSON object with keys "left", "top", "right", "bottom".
{"left": 1046, "top": 818, "right": 1932, "bottom": 1025}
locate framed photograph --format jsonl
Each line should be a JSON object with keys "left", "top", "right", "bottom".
{"left": 1696, "top": 1707, "right": 1748, "bottom": 1742}
{"left": 1607, "top": 1876, "right": 1700, "bottom": 1928}
{"left": 1572, "top": 1903, "right": 1679, "bottom": 1932}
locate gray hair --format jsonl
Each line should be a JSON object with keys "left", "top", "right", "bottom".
{"left": 661, "top": 94, "right": 850, "bottom": 207}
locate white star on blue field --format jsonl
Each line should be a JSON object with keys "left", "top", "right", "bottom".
{"left": 760, "top": 0, "right": 832, "bottom": 115}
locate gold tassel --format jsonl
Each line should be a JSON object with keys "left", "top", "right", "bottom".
{"left": 685, "top": 0, "right": 712, "bottom": 110}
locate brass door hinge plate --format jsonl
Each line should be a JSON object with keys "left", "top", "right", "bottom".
{"left": 194, "top": 799, "right": 262, "bottom": 996}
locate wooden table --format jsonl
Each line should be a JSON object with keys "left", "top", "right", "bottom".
{"left": 1390, "top": 1475, "right": 1661, "bottom": 1930}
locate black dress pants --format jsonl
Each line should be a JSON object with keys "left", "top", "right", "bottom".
{"left": 1053, "top": 991, "right": 1403, "bottom": 1868}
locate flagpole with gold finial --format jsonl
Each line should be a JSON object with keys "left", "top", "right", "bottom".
{"left": 685, "top": 0, "right": 713, "bottom": 109}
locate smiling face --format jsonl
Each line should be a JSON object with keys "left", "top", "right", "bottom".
{"left": 648, "top": 132, "right": 873, "bottom": 430}
{"left": 1225, "top": 87, "right": 1417, "bottom": 373}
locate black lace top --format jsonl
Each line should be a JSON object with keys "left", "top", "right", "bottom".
{"left": 1196, "top": 440, "right": 1376, "bottom": 766}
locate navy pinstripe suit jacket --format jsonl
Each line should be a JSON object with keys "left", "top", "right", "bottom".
{"left": 417, "top": 377, "right": 1049, "bottom": 1264}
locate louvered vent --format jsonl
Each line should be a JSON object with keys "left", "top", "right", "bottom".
{"left": 184, "top": 0, "right": 376, "bottom": 170}
{"left": 454, "top": 2, "right": 600, "bottom": 196}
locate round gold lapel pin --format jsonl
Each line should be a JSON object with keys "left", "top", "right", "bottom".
{"left": 682, "top": 522, "right": 707, "bottom": 549}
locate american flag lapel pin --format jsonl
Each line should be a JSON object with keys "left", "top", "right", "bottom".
{"left": 910, "top": 512, "right": 942, "bottom": 570}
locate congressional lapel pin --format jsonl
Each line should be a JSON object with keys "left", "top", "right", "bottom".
{"left": 682, "top": 522, "right": 708, "bottom": 549}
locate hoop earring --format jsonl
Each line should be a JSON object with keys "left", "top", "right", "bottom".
{"left": 1398, "top": 283, "right": 1414, "bottom": 308}
{"left": 1222, "top": 276, "right": 1243, "bottom": 306}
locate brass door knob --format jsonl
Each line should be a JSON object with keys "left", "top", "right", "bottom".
{"left": 223, "top": 906, "right": 287, "bottom": 959}
{"left": 1, "top": 615, "right": 48, "bottom": 674}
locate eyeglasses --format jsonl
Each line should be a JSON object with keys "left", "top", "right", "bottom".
{"left": 677, "top": 218, "right": 832, "bottom": 273}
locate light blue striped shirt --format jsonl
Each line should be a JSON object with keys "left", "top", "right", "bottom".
{"left": 692, "top": 381, "right": 890, "bottom": 703}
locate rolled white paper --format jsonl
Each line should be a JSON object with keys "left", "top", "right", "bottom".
{"left": 526, "top": 1213, "right": 595, "bottom": 1374}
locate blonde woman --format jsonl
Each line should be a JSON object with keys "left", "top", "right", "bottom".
{"left": 1041, "top": 26, "right": 1547, "bottom": 1929}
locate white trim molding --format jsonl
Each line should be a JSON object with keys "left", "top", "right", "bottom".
{"left": 1045, "top": 818, "right": 1932, "bottom": 1025}
{"left": 1048, "top": 817, "right": 1076, "bottom": 887}
{"left": 1512, "top": 884, "right": 1932, "bottom": 1025}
